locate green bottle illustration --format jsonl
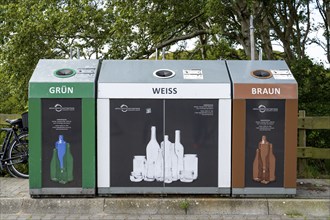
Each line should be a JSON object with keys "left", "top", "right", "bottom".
{"left": 65, "top": 143, "right": 74, "bottom": 182}
{"left": 50, "top": 135, "right": 74, "bottom": 184}
{"left": 57, "top": 135, "right": 67, "bottom": 184}
{"left": 50, "top": 148, "right": 59, "bottom": 181}
{"left": 59, "top": 164, "right": 68, "bottom": 184}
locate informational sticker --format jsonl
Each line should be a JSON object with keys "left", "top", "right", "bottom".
{"left": 183, "top": 69, "right": 203, "bottom": 79}
{"left": 271, "top": 69, "right": 294, "bottom": 80}
{"left": 77, "top": 68, "right": 96, "bottom": 74}
{"left": 193, "top": 104, "right": 214, "bottom": 116}
{"left": 255, "top": 119, "right": 275, "bottom": 131}
{"left": 52, "top": 118, "right": 72, "bottom": 131}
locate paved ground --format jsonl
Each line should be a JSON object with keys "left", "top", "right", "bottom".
{"left": 0, "top": 177, "right": 329, "bottom": 219}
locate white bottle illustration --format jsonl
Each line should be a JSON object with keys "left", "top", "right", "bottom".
{"left": 132, "top": 156, "right": 146, "bottom": 179}
{"left": 171, "top": 143, "right": 178, "bottom": 181}
{"left": 191, "top": 154, "right": 198, "bottom": 180}
{"left": 162, "top": 135, "right": 173, "bottom": 183}
{"left": 181, "top": 154, "right": 198, "bottom": 182}
{"left": 145, "top": 126, "right": 160, "bottom": 181}
{"left": 155, "top": 148, "right": 164, "bottom": 181}
{"left": 174, "top": 130, "right": 184, "bottom": 179}
{"left": 130, "top": 127, "right": 199, "bottom": 184}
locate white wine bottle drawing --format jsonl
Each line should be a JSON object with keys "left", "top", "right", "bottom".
{"left": 145, "top": 126, "right": 160, "bottom": 181}
{"left": 161, "top": 135, "right": 173, "bottom": 183}
{"left": 130, "top": 127, "right": 198, "bottom": 183}
{"left": 174, "top": 130, "right": 184, "bottom": 180}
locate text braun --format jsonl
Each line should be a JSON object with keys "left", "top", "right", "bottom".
{"left": 252, "top": 87, "right": 280, "bottom": 95}
{"left": 152, "top": 87, "right": 177, "bottom": 94}
{"left": 49, "top": 86, "right": 74, "bottom": 94}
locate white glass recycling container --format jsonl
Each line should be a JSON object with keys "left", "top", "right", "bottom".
{"left": 97, "top": 60, "right": 232, "bottom": 195}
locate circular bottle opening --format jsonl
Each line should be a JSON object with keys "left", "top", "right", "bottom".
{"left": 153, "top": 69, "right": 175, "bottom": 79}
{"left": 251, "top": 69, "right": 272, "bottom": 79}
{"left": 54, "top": 68, "right": 76, "bottom": 78}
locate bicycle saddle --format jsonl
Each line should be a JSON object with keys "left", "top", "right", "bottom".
{"left": 6, "top": 118, "right": 22, "bottom": 127}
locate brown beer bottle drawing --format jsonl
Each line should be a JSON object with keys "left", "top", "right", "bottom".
{"left": 253, "top": 149, "right": 262, "bottom": 181}
{"left": 268, "top": 144, "right": 276, "bottom": 181}
{"left": 252, "top": 135, "right": 276, "bottom": 184}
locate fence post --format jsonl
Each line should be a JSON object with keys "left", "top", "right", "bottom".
{"left": 298, "top": 110, "right": 307, "bottom": 175}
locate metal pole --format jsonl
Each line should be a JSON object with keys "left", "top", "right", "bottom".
{"left": 259, "top": 48, "right": 263, "bottom": 60}
{"left": 70, "top": 47, "right": 73, "bottom": 59}
{"left": 162, "top": 48, "right": 165, "bottom": 60}
{"left": 156, "top": 48, "right": 158, "bottom": 60}
{"left": 77, "top": 48, "right": 80, "bottom": 59}
{"left": 250, "top": 15, "right": 255, "bottom": 60}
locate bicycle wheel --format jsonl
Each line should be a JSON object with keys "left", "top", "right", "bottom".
{"left": 8, "top": 132, "right": 29, "bottom": 178}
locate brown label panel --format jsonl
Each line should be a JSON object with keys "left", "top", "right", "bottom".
{"left": 234, "top": 84, "right": 298, "bottom": 99}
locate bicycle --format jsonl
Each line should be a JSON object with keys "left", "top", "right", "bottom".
{"left": 0, "top": 112, "right": 29, "bottom": 178}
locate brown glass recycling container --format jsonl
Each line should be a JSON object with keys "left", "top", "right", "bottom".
{"left": 227, "top": 60, "right": 298, "bottom": 196}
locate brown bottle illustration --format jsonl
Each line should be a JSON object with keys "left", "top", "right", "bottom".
{"left": 268, "top": 144, "right": 276, "bottom": 181}
{"left": 253, "top": 149, "right": 262, "bottom": 181}
{"left": 252, "top": 135, "right": 276, "bottom": 184}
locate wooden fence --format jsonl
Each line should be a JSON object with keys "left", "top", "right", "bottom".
{"left": 297, "top": 110, "right": 330, "bottom": 173}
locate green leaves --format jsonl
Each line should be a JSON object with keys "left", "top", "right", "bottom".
{"left": 0, "top": 0, "right": 329, "bottom": 115}
{"left": 0, "top": 0, "right": 111, "bottom": 112}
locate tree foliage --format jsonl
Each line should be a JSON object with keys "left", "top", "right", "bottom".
{"left": 0, "top": 0, "right": 111, "bottom": 112}
{"left": 0, "top": 0, "right": 329, "bottom": 114}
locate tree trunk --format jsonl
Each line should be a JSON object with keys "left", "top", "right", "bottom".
{"left": 324, "top": 0, "right": 330, "bottom": 63}
{"left": 199, "top": 34, "right": 208, "bottom": 60}
{"left": 233, "top": 1, "right": 252, "bottom": 59}
{"left": 259, "top": 17, "right": 274, "bottom": 60}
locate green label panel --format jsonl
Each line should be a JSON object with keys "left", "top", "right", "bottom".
{"left": 29, "top": 83, "right": 95, "bottom": 98}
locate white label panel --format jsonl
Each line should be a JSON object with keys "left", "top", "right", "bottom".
{"left": 98, "top": 83, "right": 231, "bottom": 99}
